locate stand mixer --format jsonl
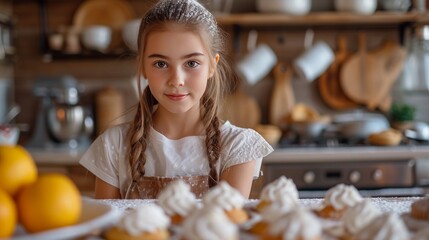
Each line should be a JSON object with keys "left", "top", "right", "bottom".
{"left": 26, "top": 75, "right": 94, "bottom": 150}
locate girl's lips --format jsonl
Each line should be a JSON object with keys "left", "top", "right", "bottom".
{"left": 165, "top": 93, "right": 189, "bottom": 101}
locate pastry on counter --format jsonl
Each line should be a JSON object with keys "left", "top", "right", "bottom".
{"left": 355, "top": 212, "right": 410, "bottom": 240}
{"left": 202, "top": 181, "right": 248, "bottom": 224}
{"left": 156, "top": 180, "right": 199, "bottom": 225}
{"left": 261, "top": 208, "right": 322, "bottom": 240}
{"left": 104, "top": 204, "right": 170, "bottom": 240}
{"left": 316, "top": 183, "right": 363, "bottom": 220}
{"left": 368, "top": 128, "right": 402, "bottom": 146}
{"left": 181, "top": 206, "right": 239, "bottom": 240}
{"left": 255, "top": 176, "right": 299, "bottom": 212}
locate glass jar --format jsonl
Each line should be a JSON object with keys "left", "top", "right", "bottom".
{"left": 402, "top": 25, "right": 429, "bottom": 92}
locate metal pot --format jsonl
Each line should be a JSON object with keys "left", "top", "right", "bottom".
{"left": 331, "top": 111, "right": 390, "bottom": 140}
{"left": 289, "top": 121, "right": 329, "bottom": 140}
{"left": 404, "top": 121, "right": 429, "bottom": 141}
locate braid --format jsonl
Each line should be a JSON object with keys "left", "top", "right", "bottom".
{"left": 128, "top": 88, "right": 156, "bottom": 182}
{"left": 202, "top": 97, "right": 221, "bottom": 187}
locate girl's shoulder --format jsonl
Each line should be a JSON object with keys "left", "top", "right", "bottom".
{"left": 221, "top": 121, "right": 263, "bottom": 143}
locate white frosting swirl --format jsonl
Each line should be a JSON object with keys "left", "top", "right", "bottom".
{"left": 182, "top": 206, "right": 239, "bottom": 240}
{"left": 260, "top": 196, "right": 300, "bottom": 223}
{"left": 342, "top": 199, "right": 382, "bottom": 234}
{"left": 117, "top": 204, "right": 170, "bottom": 236}
{"left": 157, "top": 180, "right": 197, "bottom": 217}
{"left": 413, "top": 228, "right": 429, "bottom": 240}
{"left": 267, "top": 208, "right": 322, "bottom": 240}
{"left": 260, "top": 176, "right": 299, "bottom": 202}
{"left": 202, "top": 181, "right": 245, "bottom": 211}
{"left": 356, "top": 213, "right": 410, "bottom": 240}
{"left": 324, "top": 184, "right": 363, "bottom": 210}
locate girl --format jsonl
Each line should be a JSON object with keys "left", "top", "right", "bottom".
{"left": 79, "top": 0, "right": 273, "bottom": 199}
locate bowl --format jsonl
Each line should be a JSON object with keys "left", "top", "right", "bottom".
{"left": 334, "top": 0, "right": 377, "bottom": 14}
{"left": 122, "top": 19, "right": 141, "bottom": 52}
{"left": 81, "top": 25, "right": 112, "bottom": 52}
{"left": 46, "top": 105, "right": 86, "bottom": 142}
{"left": 256, "top": 0, "right": 311, "bottom": 15}
{"left": 381, "top": 0, "right": 411, "bottom": 12}
{"left": 0, "top": 125, "right": 20, "bottom": 145}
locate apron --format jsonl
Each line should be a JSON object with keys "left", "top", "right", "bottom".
{"left": 124, "top": 175, "right": 210, "bottom": 199}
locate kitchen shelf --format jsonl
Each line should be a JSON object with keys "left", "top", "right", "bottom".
{"left": 216, "top": 12, "right": 422, "bottom": 26}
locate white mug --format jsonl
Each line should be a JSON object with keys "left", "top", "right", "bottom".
{"left": 236, "top": 44, "right": 278, "bottom": 85}
{"left": 293, "top": 41, "right": 334, "bottom": 82}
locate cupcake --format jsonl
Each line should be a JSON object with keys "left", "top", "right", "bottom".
{"left": 105, "top": 204, "right": 170, "bottom": 240}
{"left": 181, "top": 206, "right": 239, "bottom": 240}
{"left": 256, "top": 176, "right": 299, "bottom": 212}
{"left": 249, "top": 197, "right": 300, "bottom": 236}
{"left": 339, "top": 199, "right": 382, "bottom": 239}
{"left": 355, "top": 212, "right": 410, "bottom": 240}
{"left": 157, "top": 180, "right": 198, "bottom": 225}
{"left": 317, "top": 183, "right": 363, "bottom": 220}
{"left": 202, "top": 181, "right": 248, "bottom": 224}
{"left": 410, "top": 197, "right": 429, "bottom": 220}
{"left": 261, "top": 208, "right": 322, "bottom": 240}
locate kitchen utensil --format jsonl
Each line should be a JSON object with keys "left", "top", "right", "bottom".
{"left": 81, "top": 25, "right": 112, "bottom": 52}
{"left": 331, "top": 111, "right": 390, "bottom": 140}
{"left": 122, "top": 18, "right": 141, "bottom": 52}
{"left": 220, "top": 89, "right": 261, "bottom": 129}
{"left": 318, "top": 35, "right": 359, "bottom": 110}
{"left": 381, "top": 0, "right": 411, "bottom": 12}
{"left": 269, "top": 62, "right": 295, "bottom": 127}
{"left": 95, "top": 86, "right": 125, "bottom": 135}
{"left": 46, "top": 105, "right": 88, "bottom": 142}
{"left": 366, "top": 40, "right": 406, "bottom": 110}
{"left": 2, "top": 104, "right": 20, "bottom": 124}
{"left": 293, "top": 41, "right": 335, "bottom": 82}
{"left": 340, "top": 32, "right": 371, "bottom": 105}
{"left": 73, "top": 0, "right": 135, "bottom": 49}
{"left": 404, "top": 121, "right": 429, "bottom": 141}
{"left": 236, "top": 43, "right": 277, "bottom": 85}
{"left": 256, "top": 0, "right": 311, "bottom": 15}
{"left": 334, "top": 0, "right": 377, "bottom": 14}
{"left": 289, "top": 120, "right": 330, "bottom": 140}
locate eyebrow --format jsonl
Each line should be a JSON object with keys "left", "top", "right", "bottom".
{"left": 147, "top": 52, "right": 205, "bottom": 60}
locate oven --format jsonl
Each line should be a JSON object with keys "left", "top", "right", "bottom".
{"left": 262, "top": 138, "right": 429, "bottom": 198}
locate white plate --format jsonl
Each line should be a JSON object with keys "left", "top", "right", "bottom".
{"left": 11, "top": 197, "right": 121, "bottom": 240}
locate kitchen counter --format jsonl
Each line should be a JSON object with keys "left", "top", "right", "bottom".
{"left": 27, "top": 148, "right": 85, "bottom": 165}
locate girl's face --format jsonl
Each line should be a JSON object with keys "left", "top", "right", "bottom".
{"left": 143, "top": 27, "right": 215, "bottom": 115}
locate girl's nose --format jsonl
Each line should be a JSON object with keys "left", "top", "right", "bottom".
{"left": 168, "top": 68, "right": 185, "bottom": 87}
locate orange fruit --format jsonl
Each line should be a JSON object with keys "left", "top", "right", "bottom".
{"left": 17, "top": 173, "right": 82, "bottom": 233}
{"left": 0, "top": 188, "right": 17, "bottom": 238}
{"left": 0, "top": 145, "right": 38, "bottom": 197}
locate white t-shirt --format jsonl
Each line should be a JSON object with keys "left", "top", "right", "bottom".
{"left": 79, "top": 121, "right": 274, "bottom": 197}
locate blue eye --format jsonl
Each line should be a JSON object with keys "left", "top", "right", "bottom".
{"left": 154, "top": 61, "right": 167, "bottom": 68}
{"left": 186, "top": 61, "right": 200, "bottom": 68}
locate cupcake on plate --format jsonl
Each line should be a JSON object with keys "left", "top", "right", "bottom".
{"left": 316, "top": 183, "right": 363, "bottom": 220}
{"left": 261, "top": 208, "right": 322, "bottom": 240}
{"left": 256, "top": 176, "right": 299, "bottom": 212}
{"left": 157, "top": 180, "right": 198, "bottom": 225}
{"left": 355, "top": 212, "right": 410, "bottom": 240}
{"left": 105, "top": 204, "right": 170, "bottom": 240}
{"left": 202, "top": 181, "right": 248, "bottom": 224}
{"left": 181, "top": 206, "right": 239, "bottom": 240}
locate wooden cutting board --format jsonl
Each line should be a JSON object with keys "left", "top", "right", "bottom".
{"left": 220, "top": 89, "right": 261, "bottom": 129}
{"left": 318, "top": 35, "right": 359, "bottom": 110}
{"left": 269, "top": 62, "right": 294, "bottom": 127}
{"left": 340, "top": 32, "right": 376, "bottom": 105}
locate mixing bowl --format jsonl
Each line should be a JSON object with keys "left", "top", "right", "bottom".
{"left": 46, "top": 105, "right": 86, "bottom": 142}
{"left": 81, "top": 25, "right": 112, "bottom": 52}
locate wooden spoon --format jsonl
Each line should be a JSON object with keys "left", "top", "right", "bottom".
{"left": 269, "top": 62, "right": 294, "bottom": 127}
{"left": 318, "top": 35, "right": 359, "bottom": 110}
